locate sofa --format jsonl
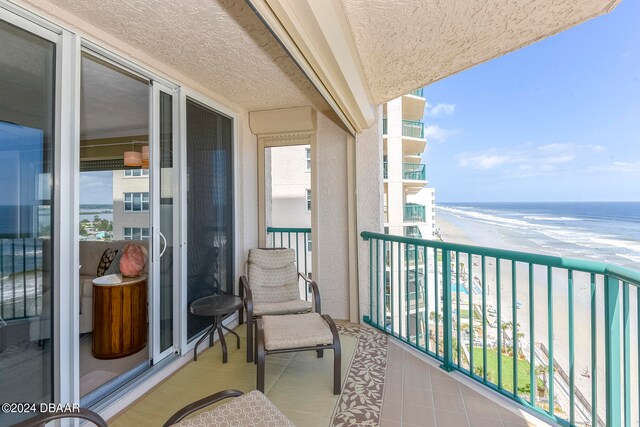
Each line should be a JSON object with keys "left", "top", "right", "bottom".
{"left": 29, "top": 240, "right": 148, "bottom": 341}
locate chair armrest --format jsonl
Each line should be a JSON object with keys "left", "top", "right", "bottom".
{"left": 14, "top": 408, "right": 107, "bottom": 427}
{"left": 163, "top": 389, "right": 244, "bottom": 426}
{"left": 240, "top": 275, "right": 253, "bottom": 315}
{"left": 299, "top": 272, "right": 321, "bottom": 315}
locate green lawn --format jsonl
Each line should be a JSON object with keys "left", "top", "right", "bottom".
{"left": 471, "top": 348, "right": 539, "bottom": 394}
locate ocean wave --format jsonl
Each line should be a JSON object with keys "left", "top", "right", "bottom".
{"left": 439, "top": 205, "right": 640, "bottom": 268}
{"left": 438, "top": 206, "right": 538, "bottom": 229}
{"left": 523, "top": 216, "right": 581, "bottom": 221}
{"left": 616, "top": 253, "right": 640, "bottom": 264}
{"left": 588, "top": 237, "right": 640, "bottom": 253}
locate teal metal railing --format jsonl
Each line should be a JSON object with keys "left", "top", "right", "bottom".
{"left": 266, "top": 227, "right": 312, "bottom": 301}
{"left": 402, "top": 120, "right": 424, "bottom": 139}
{"left": 382, "top": 119, "right": 425, "bottom": 139}
{"left": 403, "top": 204, "right": 426, "bottom": 222}
{"left": 402, "top": 163, "right": 426, "bottom": 180}
{"left": 407, "top": 88, "right": 424, "bottom": 97}
{"left": 383, "top": 162, "right": 426, "bottom": 180}
{"left": 362, "top": 231, "right": 640, "bottom": 427}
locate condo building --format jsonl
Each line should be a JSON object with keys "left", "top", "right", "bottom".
{"left": 382, "top": 90, "right": 435, "bottom": 240}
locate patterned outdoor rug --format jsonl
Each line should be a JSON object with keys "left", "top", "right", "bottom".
{"left": 331, "top": 323, "right": 388, "bottom": 427}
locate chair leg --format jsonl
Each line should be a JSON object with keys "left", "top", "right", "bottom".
{"left": 322, "top": 314, "right": 342, "bottom": 395}
{"left": 246, "top": 313, "right": 254, "bottom": 363}
{"left": 256, "top": 319, "right": 266, "bottom": 393}
{"left": 333, "top": 342, "right": 342, "bottom": 395}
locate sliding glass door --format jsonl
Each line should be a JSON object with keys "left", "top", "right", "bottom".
{"left": 151, "top": 83, "right": 177, "bottom": 361}
{"left": 185, "top": 99, "right": 234, "bottom": 340}
{"left": 0, "top": 17, "right": 56, "bottom": 425}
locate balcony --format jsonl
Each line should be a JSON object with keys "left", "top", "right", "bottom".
{"left": 404, "top": 203, "right": 426, "bottom": 222}
{"left": 382, "top": 119, "right": 426, "bottom": 139}
{"left": 403, "top": 162, "right": 426, "bottom": 180}
{"left": 362, "top": 231, "right": 640, "bottom": 427}
{"left": 383, "top": 162, "right": 426, "bottom": 181}
{"left": 110, "top": 319, "right": 539, "bottom": 426}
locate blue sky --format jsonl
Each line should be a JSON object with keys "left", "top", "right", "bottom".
{"left": 421, "top": 0, "right": 640, "bottom": 203}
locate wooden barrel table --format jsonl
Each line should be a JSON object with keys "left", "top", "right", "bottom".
{"left": 92, "top": 275, "right": 147, "bottom": 359}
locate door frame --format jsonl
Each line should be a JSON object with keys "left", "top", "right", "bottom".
{"left": 150, "top": 81, "right": 181, "bottom": 363}
{"left": 177, "top": 89, "right": 239, "bottom": 355}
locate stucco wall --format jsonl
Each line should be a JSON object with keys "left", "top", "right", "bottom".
{"left": 315, "top": 113, "right": 350, "bottom": 320}
{"left": 356, "top": 107, "right": 384, "bottom": 320}
{"left": 238, "top": 115, "right": 258, "bottom": 280}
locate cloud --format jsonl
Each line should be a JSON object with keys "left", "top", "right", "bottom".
{"left": 426, "top": 103, "right": 455, "bottom": 117}
{"left": 424, "top": 124, "right": 458, "bottom": 142}
{"left": 456, "top": 143, "right": 606, "bottom": 177}
{"left": 589, "top": 161, "right": 640, "bottom": 173}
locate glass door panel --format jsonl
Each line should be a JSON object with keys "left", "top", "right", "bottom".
{"left": 185, "top": 99, "right": 233, "bottom": 340}
{"left": 152, "top": 83, "right": 176, "bottom": 361}
{"left": 0, "top": 18, "right": 56, "bottom": 425}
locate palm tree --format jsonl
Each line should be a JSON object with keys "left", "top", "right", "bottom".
{"left": 535, "top": 365, "right": 549, "bottom": 397}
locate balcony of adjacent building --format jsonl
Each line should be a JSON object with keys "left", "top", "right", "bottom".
{"left": 403, "top": 88, "right": 426, "bottom": 121}
{"left": 383, "top": 119, "right": 427, "bottom": 157}
{"left": 404, "top": 203, "right": 427, "bottom": 223}
{"left": 383, "top": 161, "right": 427, "bottom": 195}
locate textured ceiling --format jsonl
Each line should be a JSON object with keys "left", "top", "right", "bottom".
{"left": 34, "top": 0, "right": 328, "bottom": 114}
{"left": 340, "top": 0, "right": 619, "bottom": 104}
{"left": 81, "top": 54, "right": 149, "bottom": 139}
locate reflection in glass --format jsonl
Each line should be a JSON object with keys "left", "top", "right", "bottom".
{"left": 0, "top": 18, "right": 56, "bottom": 424}
{"left": 159, "top": 91, "right": 174, "bottom": 352}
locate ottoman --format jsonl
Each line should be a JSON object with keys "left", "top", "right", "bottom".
{"left": 256, "top": 312, "right": 341, "bottom": 395}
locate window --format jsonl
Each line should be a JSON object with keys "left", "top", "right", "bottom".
{"left": 124, "top": 192, "right": 149, "bottom": 211}
{"left": 124, "top": 227, "right": 149, "bottom": 240}
{"left": 124, "top": 169, "right": 149, "bottom": 177}
{"left": 305, "top": 147, "right": 311, "bottom": 171}
{"left": 307, "top": 234, "right": 312, "bottom": 252}
{"left": 306, "top": 189, "right": 311, "bottom": 211}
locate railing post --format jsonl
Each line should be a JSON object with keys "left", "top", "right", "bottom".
{"left": 604, "top": 275, "right": 622, "bottom": 427}
{"left": 441, "top": 249, "right": 453, "bottom": 371}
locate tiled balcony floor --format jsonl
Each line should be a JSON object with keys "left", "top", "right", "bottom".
{"left": 381, "top": 340, "right": 547, "bottom": 427}
{"left": 111, "top": 322, "right": 547, "bottom": 427}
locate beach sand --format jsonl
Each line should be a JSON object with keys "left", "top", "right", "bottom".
{"left": 434, "top": 214, "right": 628, "bottom": 423}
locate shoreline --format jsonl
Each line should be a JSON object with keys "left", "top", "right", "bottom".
{"left": 435, "top": 213, "right": 616, "bottom": 419}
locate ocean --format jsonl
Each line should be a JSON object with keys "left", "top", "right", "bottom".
{"left": 437, "top": 202, "right": 640, "bottom": 269}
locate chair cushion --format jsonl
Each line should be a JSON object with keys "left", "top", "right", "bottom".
{"left": 248, "top": 248, "right": 295, "bottom": 269}
{"left": 172, "top": 390, "right": 295, "bottom": 427}
{"left": 248, "top": 263, "right": 299, "bottom": 304}
{"left": 253, "top": 300, "right": 312, "bottom": 316}
{"left": 262, "top": 313, "right": 334, "bottom": 351}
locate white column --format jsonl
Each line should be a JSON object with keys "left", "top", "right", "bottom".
{"left": 356, "top": 106, "right": 383, "bottom": 321}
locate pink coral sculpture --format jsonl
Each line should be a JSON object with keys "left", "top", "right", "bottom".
{"left": 119, "top": 244, "right": 148, "bottom": 277}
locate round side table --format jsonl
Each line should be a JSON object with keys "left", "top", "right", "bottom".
{"left": 190, "top": 294, "right": 243, "bottom": 363}
{"left": 92, "top": 275, "right": 147, "bottom": 359}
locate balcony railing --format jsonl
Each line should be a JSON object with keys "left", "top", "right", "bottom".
{"left": 382, "top": 119, "right": 425, "bottom": 139}
{"left": 403, "top": 204, "right": 426, "bottom": 222}
{"left": 407, "top": 88, "right": 424, "bottom": 97}
{"left": 1, "top": 238, "right": 44, "bottom": 321}
{"left": 402, "top": 163, "right": 426, "bottom": 180}
{"left": 266, "top": 227, "right": 312, "bottom": 301}
{"left": 362, "top": 231, "right": 640, "bottom": 427}
{"left": 383, "top": 162, "right": 426, "bottom": 181}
